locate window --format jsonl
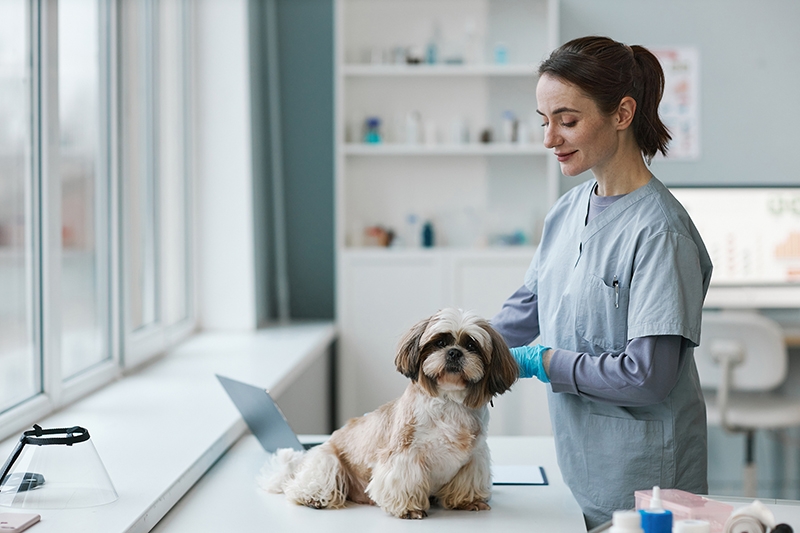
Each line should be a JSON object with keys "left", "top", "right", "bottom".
{"left": 0, "top": 0, "right": 194, "bottom": 441}
{"left": 121, "top": 0, "right": 194, "bottom": 367}
{"left": 0, "top": 0, "right": 39, "bottom": 416}
{"left": 59, "top": 0, "right": 112, "bottom": 380}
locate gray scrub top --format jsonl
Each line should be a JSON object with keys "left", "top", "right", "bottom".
{"left": 525, "top": 176, "right": 713, "bottom": 527}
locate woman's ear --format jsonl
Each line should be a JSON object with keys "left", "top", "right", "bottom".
{"left": 616, "top": 96, "right": 637, "bottom": 131}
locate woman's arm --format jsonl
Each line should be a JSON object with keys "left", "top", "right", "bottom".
{"left": 490, "top": 285, "right": 541, "bottom": 347}
{"left": 492, "top": 285, "right": 686, "bottom": 407}
{"left": 547, "top": 335, "right": 688, "bottom": 407}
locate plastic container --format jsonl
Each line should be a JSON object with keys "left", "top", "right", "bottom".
{"left": 634, "top": 489, "right": 733, "bottom": 533}
{"left": 674, "top": 520, "right": 711, "bottom": 533}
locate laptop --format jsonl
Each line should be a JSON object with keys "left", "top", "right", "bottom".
{"left": 216, "top": 374, "right": 318, "bottom": 453}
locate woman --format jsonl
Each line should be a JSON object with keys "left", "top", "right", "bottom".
{"left": 492, "top": 36, "right": 713, "bottom": 528}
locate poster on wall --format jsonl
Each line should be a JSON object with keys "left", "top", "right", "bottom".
{"left": 651, "top": 46, "right": 700, "bottom": 161}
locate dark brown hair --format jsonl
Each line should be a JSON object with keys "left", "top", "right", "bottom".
{"left": 538, "top": 36, "right": 671, "bottom": 163}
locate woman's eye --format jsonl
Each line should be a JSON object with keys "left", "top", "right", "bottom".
{"left": 561, "top": 120, "right": 577, "bottom": 127}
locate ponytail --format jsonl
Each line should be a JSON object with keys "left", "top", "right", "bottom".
{"left": 539, "top": 37, "right": 671, "bottom": 163}
{"left": 629, "top": 45, "right": 671, "bottom": 163}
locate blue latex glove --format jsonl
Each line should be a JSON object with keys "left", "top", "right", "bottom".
{"left": 511, "top": 345, "right": 551, "bottom": 383}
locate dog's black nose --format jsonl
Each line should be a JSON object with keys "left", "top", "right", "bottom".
{"left": 446, "top": 348, "right": 463, "bottom": 362}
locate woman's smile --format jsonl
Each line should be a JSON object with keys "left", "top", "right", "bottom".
{"left": 556, "top": 150, "right": 577, "bottom": 163}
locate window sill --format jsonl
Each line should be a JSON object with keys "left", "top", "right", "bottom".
{"left": 0, "top": 322, "right": 337, "bottom": 533}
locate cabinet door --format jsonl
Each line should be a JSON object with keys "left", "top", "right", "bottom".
{"left": 338, "top": 254, "right": 445, "bottom": 421}
{"left": 451, "top": 254, "right": 553, "bottom": 436}
{"left": 450, "top": 253, "right": 533, "bottom": 318}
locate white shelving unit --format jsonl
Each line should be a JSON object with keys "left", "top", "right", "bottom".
{"left": 335, "top": 0, "right": 560, "bottom": 436}
{"left": 343, "top": 64, "right": 541, "bottom": 76}
{"left": 344, "top": 143, "right": 549, "bottom": 156}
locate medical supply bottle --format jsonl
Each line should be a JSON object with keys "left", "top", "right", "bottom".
{"left": 422, "top": 221, "right": 434, "bottom": 247}
{"left": 638, "top": 486, "right": 672, "bottom": 533}
{"left": 364, "top": 117, "right": 382, "bottom": 144}
{"left": 609, "top": 510, "right": 644, "bottom": 533}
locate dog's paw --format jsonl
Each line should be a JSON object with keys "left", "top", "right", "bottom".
{"left": 399, "top": 509, "right": 427, "bottom": 519}
{"left": 456, "top": 500, "right": 491, "bottom": 511}
{"left": 303, "top": 498, "right": 327, "bottom": 509}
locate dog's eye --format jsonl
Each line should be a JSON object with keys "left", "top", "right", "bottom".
{"left": 466, "top": 342, "right": 478, "bottom": 351}
{"left": 436, "top": 339, "right": 447, "bottom": 348}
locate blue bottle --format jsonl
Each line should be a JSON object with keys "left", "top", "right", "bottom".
{"left": 422, "top": 222, "right": 434, "bottom": 247}
{"left": 364, "top": 117, "right": 382, "bottom": 144}
{"left": 639, "top": 486, "right": 673, "bottom": 533}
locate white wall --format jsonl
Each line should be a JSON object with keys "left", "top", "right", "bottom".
{"left": 194, "top": 0, "right": 257, "bottom": 330}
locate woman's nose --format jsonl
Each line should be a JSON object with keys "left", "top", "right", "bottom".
{"left": 543, "top": 125, "right": 560, "bottom": 149}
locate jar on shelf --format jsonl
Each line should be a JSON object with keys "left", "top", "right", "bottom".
{"left": 363, "top": 117, "right": 382, "bottom": 144}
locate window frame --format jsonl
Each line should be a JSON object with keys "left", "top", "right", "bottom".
{"left": 121, "top": 0, "right": 196, "bottom": 369}
{"left": 0, "top": 0, "right": 196, "bottom": 442}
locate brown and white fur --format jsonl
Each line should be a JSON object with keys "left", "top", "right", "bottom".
{"left": 260, "top": 308, "right": 518, "bottom": 519}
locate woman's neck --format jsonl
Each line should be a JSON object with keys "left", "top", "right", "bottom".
{"left": 592, "top": 138, "right": 653, "bottom": 196}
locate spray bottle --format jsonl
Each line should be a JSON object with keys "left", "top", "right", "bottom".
{"left": 638, "top": 486, "right": 673, "bottom": 533}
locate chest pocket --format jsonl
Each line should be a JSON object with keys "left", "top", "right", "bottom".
{"left": 576, "top": 274, "right": 630, "bottom": 353}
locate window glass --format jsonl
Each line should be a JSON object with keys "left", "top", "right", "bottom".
{"left": 58, "top": 0, "right": 110, "bottom": 379}
{"left": 158, "top": 0, "right": 189, "bottom": 326}
{"left": 122, "top": 0, "right": 157, "bottom": 332}
{"left": 0, "top": 0, "right": 39, "bottom": 412}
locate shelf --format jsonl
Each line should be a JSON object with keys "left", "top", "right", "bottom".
{"left": 343, "top": 143, "right": 547, "bottom": 156}
{"left": 343, "top": 64, "right": 538, "bottom": 77}
{"left": 342, "top": 246, "right": 537, "bottom": 260}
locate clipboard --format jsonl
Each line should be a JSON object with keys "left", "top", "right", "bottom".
{"left": 492, "top": 465, "right": 548, "bottom": 486}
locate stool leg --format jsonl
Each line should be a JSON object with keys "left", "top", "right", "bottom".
{"left": 743, "top": 430, "right": 757, "bottom": 498}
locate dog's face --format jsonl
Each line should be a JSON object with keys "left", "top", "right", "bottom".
{"left": 394, "top": 308, "right": 518, "bottom": 409}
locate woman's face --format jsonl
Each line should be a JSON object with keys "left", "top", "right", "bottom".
{"left": 536, "top": 73, "right": 620, "bottom": 177}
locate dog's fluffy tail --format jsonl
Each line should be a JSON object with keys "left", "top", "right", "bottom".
{"left": 257, "top": 447, "right": 306, "bottom": 494}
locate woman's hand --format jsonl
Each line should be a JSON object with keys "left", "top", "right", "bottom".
{"left": 510, "top": 345, "right": 552, "bottom": 383}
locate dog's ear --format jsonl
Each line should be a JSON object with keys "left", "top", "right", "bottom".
{"left": 464, "top": 321, "right": 518, "bottom": 408}
{"left": 395, "top": 316, "right": 430, "bottom": 380}
{"left": 484, "top": 323, "right": 519, "bottom": 396}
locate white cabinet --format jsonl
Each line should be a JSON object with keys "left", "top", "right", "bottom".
{"left": 335, "top": 0, "right": 559, "bottom": 435}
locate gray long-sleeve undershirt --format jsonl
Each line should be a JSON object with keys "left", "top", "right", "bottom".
{"left": 490, "top": 185, "right": 687, "bottom": 407}
{"left": 491, "top": 285, "right": 685, "bottom": 407}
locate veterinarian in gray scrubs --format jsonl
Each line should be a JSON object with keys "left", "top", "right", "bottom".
{"left": 491, "top": 36, "right": 713, "bottom": 529}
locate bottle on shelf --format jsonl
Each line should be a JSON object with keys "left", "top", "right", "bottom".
{"left": 405, "top": 112, "right": 421, "bottom": 144}
{"left": 494, "top": 42, "right": 509, "bottom": 64}
{"left": 426, "top": 20, "right": 441, "bottom": 64}
{"left": 422, "top": 221, "right": 435, "bottom": 248}
{"left": 405, "top": 214, "right": 421, "bottom": 248}
{"left": 363, "top": 117, "right": 382, "bottom": 144}
{"left": 463, "top": 19, "right": 482, "bottom": 65}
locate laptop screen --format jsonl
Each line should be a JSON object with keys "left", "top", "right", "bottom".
{"left": 216, "top": 375, "right": 305, "bottom": 453}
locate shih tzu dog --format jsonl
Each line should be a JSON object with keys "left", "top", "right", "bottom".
{"left": 260, "top": 308, "right": 518, "bottom": 519}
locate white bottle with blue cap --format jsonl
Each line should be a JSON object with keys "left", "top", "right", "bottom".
{"left": 639, "top": 486, "right": 673, "bottom": 533}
